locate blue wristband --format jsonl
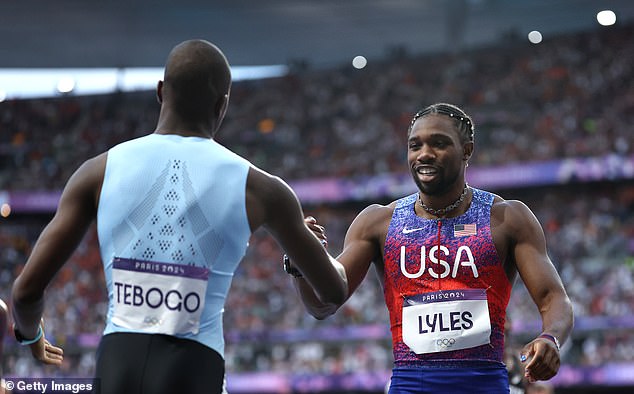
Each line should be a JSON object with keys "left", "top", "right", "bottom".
{"left": 538, "top": 333, "right": 560, "bottom": 351}
{"left": 15, "top": 325, "right": 43, "bottom": 345}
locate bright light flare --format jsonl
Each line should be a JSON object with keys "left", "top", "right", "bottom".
{"left": 528, "top": 30, "right": 543, "bottom": 44}
{"left": 597, "top": 10, "right": 616, "bottom": 26}
{"left": 352, "top": 56, "right": 367, "bottom": 69}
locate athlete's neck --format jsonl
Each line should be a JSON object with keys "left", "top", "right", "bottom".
{"left": 418, "top": 184, "right": 470, "bottom": 218}
{"left": 154, "top": 110, "right": 218, "bottom": 139}
{"left": 153, "top": 129, "right": 213, "bottom": 139}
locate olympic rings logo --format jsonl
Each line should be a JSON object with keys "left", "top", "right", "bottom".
{"left": 143, "top": 316, "right": 162, "bottom": 326}
{"left": 436, "top": 338, "right": 456, "bottom": 348}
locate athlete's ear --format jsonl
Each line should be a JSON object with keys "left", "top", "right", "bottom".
{"left": 211, "top": 94, "right": 230, "bottom": 136}
{"left": 463, "top": 141, "right": 474, "bottom": 161}
{"left": 216, "top": 93, "right": 229, "bottom": 120}
{"left": 156, "top": 80, "right": 164, "bottom": 104}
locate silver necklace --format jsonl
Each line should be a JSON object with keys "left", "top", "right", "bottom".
{"left": 418, "top": 184, "right": 469, "bottom": 217}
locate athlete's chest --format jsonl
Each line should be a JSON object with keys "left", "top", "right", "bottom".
{"left": 384, "top": 215, "right": 501, "bottom": 283}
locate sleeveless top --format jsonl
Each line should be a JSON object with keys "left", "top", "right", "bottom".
{"left": 97, "top": 133, "right": 251, "bottom": 357}
{"left": 383, "top": 188, "right": 512, "bottom": 365}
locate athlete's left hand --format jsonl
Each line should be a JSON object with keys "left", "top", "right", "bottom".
{"left": 29, "top": 324, "right": 64, "bottom": 365}
{"left": 520, "top": 337, "right": 560, "bottom": 382}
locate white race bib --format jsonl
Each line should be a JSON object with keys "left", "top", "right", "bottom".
{"left": 111, "top": 257, "right": 209, "bottom": 335}
{"left": 402, "top": 289, "right": 491, "bottom": 354}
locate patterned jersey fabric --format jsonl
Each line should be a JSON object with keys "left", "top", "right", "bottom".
{"left": 383, "top": 188, "right": 512, "bottom": 366}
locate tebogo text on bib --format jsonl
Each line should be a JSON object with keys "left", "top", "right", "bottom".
{"left": 111, "top": 257, "right": 209, "bottom": 335}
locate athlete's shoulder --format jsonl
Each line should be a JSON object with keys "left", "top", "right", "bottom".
{"left": 244, "top": 165, "right": 301, "bottom": 231}
{"left": 358, "top": 200, "right": 397, "bottom": 219}
{"left": 109, "top": 133, "right": 154, "bottom": 151}
{"left": 350, "top": 200, "right": 398, "bottom": 238}
{"left": 208, "top": 138, "right": 253, "bottom": 165}
{"left": 491, "top": 194, "right": 541, "bottom": 235}
{"left": 76, "top": 152, "right": 108, "bottom": 181}
{"left": 491, "top": 194, "right": 533, "bottom": 215}
{"left": 246, "top": 164, "right": 290, "bottom": 195}
{"left": 66, "top": 152, "right": 107, "bottom": 191}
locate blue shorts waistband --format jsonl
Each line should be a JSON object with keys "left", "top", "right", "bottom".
{"left": 394, "top": 359, "right": 505, "bottom": 369}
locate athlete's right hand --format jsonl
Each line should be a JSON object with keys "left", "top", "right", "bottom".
{"left": 304, "top": 216, "right": 328, "bottom": 247}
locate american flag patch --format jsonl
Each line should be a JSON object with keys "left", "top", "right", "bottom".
{"left": 454, "top": 223, "right": 477, "bottom": 237}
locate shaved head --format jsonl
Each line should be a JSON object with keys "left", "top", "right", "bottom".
{"left": 161, "top": 39, "right": 232, "bottom": 125}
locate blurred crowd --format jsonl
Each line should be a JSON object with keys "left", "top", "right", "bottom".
{"left": 1, "top": 21, "right": 633, "bottom": 384}
{"left": 2, "top": 183, "right": 633, "bottom": 378}
{"left": 1, "top": 24, "right": 633, "bottom": 190}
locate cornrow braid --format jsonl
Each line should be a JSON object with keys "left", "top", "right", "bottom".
{"left": 408, "top": 103, "right": 475, "bottom": 142}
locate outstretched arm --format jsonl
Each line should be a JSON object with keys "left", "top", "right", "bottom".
{"left": 502, "top": 200, "right": 574, "bottom": 382}
{"left": 11, "top": 154, "right": 105, "bottom": 364}
{"left": 246, "top": 167, "right": 348, "bottom": 308}
{"left": 289, "top": 204, "right": 387, "bottom": 319}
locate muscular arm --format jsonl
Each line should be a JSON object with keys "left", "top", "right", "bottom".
{"left": 496, "top": 199, "right": 574, "bottom": 381}
{"left": 11, "top": 153, "right": 105, "bottom": 363}
{"left": 245, "top": 167, "right": 348, "bottom": 308}
{"left": 292, "top": 204, "right": 388, "bottom": 319}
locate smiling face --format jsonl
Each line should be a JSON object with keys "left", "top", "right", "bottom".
{"left": 407, "top": 114, "right": 473, "bottom": 196}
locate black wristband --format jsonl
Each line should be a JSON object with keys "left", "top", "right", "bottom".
{"left": 283, "top": 254, "right": 303, "bottom": 278}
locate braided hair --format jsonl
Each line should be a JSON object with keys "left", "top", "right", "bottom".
{"left": 408, "top": 103, "right": 475, "bottom": 143}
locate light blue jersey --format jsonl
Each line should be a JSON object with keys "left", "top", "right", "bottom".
{"left": 97, "top": 133, "right": 251, "bottom": 357}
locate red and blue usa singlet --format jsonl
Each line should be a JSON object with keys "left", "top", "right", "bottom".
{"left": 383, "top": 187, "right": 512, "bottom": 366}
